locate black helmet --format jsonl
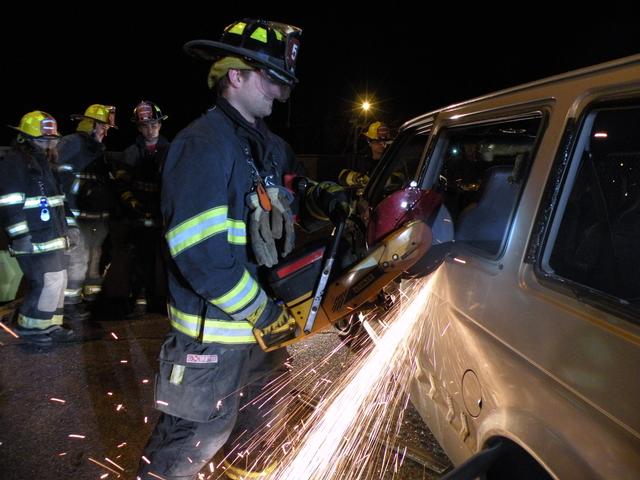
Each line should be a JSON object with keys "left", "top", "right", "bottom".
{"left": 183, "top": 18, "right": 301, "bottom": 86}
{"left": 131, "top": 100, "right": 168, "bottom": 124}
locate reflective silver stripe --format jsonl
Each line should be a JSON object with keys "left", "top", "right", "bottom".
{"left": 70, "top": 209, "right": 81, "bottom": 217}
{"left": 0, "top": 192, "right": 25, "bottom": 206}
{"left": 7, "top": 221, "right": 28, "bottom": 237}
{"left": 77, "top": 212, "right": 110, "bottom": 219}
{"left": 71, "top": 178, "right": 81, "bottom": 194}
{"left": 75, "top": 173, "right": 99, "bottom": 180}
{"left": 31, "top": 237, "right": 68, "bottom": 253}
{"left": 66, "top": 216, "right": 78, "bottom": 227}
{"left": 56, "top": 164, "right": 75, "bottom": 172}
{"left": 84, "top": 285, "right": 102, "bottom": 295}
{"left": 168, "top": 305, "right": 256, "bottom": 344}
{"left": 64, "top": 288, "right": 82, "bottom": 298}
{"left": 23, "top": 195, "right": 65, "bottom": 209}
{"left": 17, "top": 313, "right": 63, "bottom": 329}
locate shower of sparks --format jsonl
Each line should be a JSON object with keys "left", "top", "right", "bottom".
{"left": 207, "top": 275, "right": 440, "bottom": 480}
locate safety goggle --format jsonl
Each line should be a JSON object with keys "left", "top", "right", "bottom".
{"left": 256, "top": 69, "right": 292, "bottom": 102}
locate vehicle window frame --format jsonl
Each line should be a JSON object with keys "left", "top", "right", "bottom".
{"left": 534, "top": 99, "right": 640, "bottom": 322}
{"left": 422, "top": 112, "right": 545, "bottom": 259}
{"left": 365, "top": 124, "right": 432, "bottom": 208}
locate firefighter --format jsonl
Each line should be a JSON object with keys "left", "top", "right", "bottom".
{"left": 137, "top": 18, "right": 348, "bottom": 479}
{"left": 113, "top": 100, "right": 169, "bottom": 318}
{"left": 56, "top": 104, "right": 117, "bottom": 320}
{"left": 0, "top": 111, "right": 74, "bottom": 344}
{"left": 339, "top": 120, "right": 392, "bottom": 189}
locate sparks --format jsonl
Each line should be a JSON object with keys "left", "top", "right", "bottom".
{"left": 68, "top": 434, "right": 85, "bottom": 439}
{"left": 156, "top": 400, "right": 169, "bottom": 406}
{"left": 117, "top": 442, "right": 127, "bottom": 448}
{"left": 110, "top": 332, "right": 119, "bottom": 340}
{"left": 49, "top": 397, "right": 66, "bottom": 404}
{"left": 141, "top": 455, "right": 151, "bottom": 464}
{"left": 0, "top": 321, "right": 19, "bottom": 338}
{"left": 142, "top": 379, "right": 149, "bottom": 384}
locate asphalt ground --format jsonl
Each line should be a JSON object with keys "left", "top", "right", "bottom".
{"left": 0, "top": 307, "right": 451, "bottom": 479}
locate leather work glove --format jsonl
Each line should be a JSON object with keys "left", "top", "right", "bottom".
{"left": 9, "top": 234, "right": 33, "bottom": 255}
{"left": 246, "top": 191, "right": 278, "bottom": 267}
{"left": 247, "top": 297, "right": 298, "bottom": 351}
{"left": 266, "top": 187, "right": 295, "bottom": 258}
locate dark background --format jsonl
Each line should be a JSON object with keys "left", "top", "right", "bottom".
{"left": 2, "top": 8, "right": 638, "bottom": 154}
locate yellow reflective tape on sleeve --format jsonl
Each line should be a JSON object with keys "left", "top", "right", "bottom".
{"left": 7, "top": 221, "right": 28, "bottom": 238}
{"left": 210, "top": 270, "right": 259, "bottom": 315}
{"left": 227, "top": 218, "right": 246, "bottom": 245}
{"left": 166, "top": 206, "right": 228, "bottom": 257}
{"left": 0, "top": 192, "right": 25, "bottom": 206}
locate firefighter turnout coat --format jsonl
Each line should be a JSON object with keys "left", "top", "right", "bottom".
{"left": 162, "top": 98, "right": 298, "bottom": 345}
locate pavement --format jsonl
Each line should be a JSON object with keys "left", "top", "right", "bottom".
{"left": 0, "top": 305, "right": 450, "bottom": 479}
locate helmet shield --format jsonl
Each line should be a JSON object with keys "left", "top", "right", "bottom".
{"left": 184, "top": 19, "right": 302, "bottom": 87}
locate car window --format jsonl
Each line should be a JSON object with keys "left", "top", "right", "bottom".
{"left": 544, "top": 105, "right": 640, "bottom": 307}
{"left": 430, "top": 116, "right": 542, "bottom": 256}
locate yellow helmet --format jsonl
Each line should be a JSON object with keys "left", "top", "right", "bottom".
{"left": 9, "top": 111, "right": 61, "bottom": 139}
{"left": 72, "top": 104, "right": 117, "bottom": 133}
{"left": 363, "top": 121, "right": 391, "bottom": 141}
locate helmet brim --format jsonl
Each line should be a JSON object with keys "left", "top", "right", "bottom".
{"left": 183, "top": 39, "right": 298, "bottom": 86}
{"left": 70, "top": 114, "right": 119, "bottom": 129}
{"left": 7, "top": 125, "right": 61, "bottom": 139}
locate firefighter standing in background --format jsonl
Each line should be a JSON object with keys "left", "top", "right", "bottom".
{"left": 0, "top": 111, "right": 74, "bottom": 344}
{"left": 114, "top": 100, "right": 169, "bottom": 318}
{"left": 339, "top": 120, "right": 392, "bottom": 189}
{"left": 138, "top": 18, "right": 348, "bottom": 479}
{"left": 56, "top": 104, "right": 117, "bottom": 321}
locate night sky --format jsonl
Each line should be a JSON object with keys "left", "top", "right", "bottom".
{"left": 2, "top": 8, "right": 638, "bottom": 154}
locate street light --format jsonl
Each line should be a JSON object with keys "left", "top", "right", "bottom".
{"left": 352, "top": 98, "right": 374, "bottom": 154}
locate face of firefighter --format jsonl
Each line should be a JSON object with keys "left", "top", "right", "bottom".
{"left": 138, "top": 120, "right": 161, "bottom": 143}
{"left": 93, "top": 122, "right": 111, "bottom": 143}
{"left": 228, "top": 68, "right": 288, "bottom": 123}
{"left": 368, "top": 139, "right": 389, "bottom": 161}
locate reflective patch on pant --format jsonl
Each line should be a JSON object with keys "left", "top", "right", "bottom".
{"left": 186, "top": 354, "right": 219, "bottom": 364}
{"left": 84, "top": 284, "right": 102, "bottom": 295}
{"left": 169, "top": 365, "right": 185, "bottom": 385}
{"left": 38, "top": 270, "right": 67, "bottom": 312}
{"left": 18, "top": 313, "right": 57, "bottom": 329}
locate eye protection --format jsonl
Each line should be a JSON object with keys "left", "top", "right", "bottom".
{"left": 256, "top": 68, "right": 292, "bottom": 102}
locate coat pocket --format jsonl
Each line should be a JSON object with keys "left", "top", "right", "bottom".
{"left": 154, "top": 346, "right": 245, "bottom": 423}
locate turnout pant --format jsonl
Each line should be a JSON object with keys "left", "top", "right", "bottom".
{"left": 16, "top": 251, "right": 67, "bottom": 329}
{"left": 64, "top": 218, "right": 108, "bottom": 303}
{"left": 137, "top": 332, "right": 289, "bottom": 479}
